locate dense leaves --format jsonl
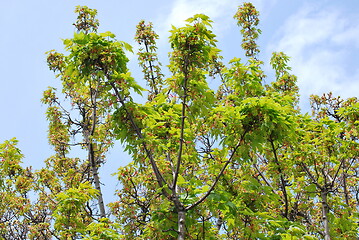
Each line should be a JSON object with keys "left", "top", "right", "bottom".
{"left": 1, "top": 3, "right": 358, "bottom": 240}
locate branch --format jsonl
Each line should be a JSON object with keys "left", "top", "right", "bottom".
{"left": 269, "top": 137, "right": 289, "bottom": 218}
{"left": 144, "top": 41, "right": 159, "bottom": 95}
{"left": 172, "top": 54, "right": 190, "bottom": 194}
{"left": 252, "top": 158, "right": 282, "bottom": 201}
{"left": 186, "top": 131, "right": 247, "bottom": 211}
{"left": 331, "top": 158, "right": 344, "bottom": 185}
{"left": 162, "top": 228, "right": 179, "bottom": 233}
{"left": 172, "top": 82, "right": 188, "bottom": 192}
{"left": 300, "top": 163, "right": 322, "bottom": 190}
{"left": 107, "top": 79, "right": 170, "bottom": 197}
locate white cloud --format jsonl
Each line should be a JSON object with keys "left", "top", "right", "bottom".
{"left": 165, "top": 0, "right": 236, "bottom": 25}
{"left": 155, "top": 0, "right": 237, "bottom": 39}
{"left": 270, "top": 3, "right": 359, "bottom": 109}
{"left": 155, "top": 0, "right": 277, "bottom": 42}
{"left": 332, "top": 24, "right": 359, "bottom": 48}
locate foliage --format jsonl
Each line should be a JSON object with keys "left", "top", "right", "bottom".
{"left": 1, "top": 3, "right": 358, "bottom": 240}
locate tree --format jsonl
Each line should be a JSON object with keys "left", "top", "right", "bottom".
{"left": 0, "top": 139, "right": 31, "bottom": 239}
{"left": 1, "top": 3, "right": 358, "bottom": 239}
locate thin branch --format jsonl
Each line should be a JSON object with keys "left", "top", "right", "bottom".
{"left": 172, "top": 53, "right": 190, "bottom": 194}
{"left": 300, "top": 163, "right": 322, "bottom": 190}
{"left": 269, "top": 137, "right": 289, "bottom": 218}
{"left": 186, "top": 131, "right": 247, "bottom": 211}
{"left": 162, "top": 228, "right": 179, "bottom": 233}
{"left": 107, "top": 78, "right": 170, "bottom": 197}
{"left": 252, "top": 159, "right": 282, "bottom": 201}
{"left": 172, "top": 82, "right": 188, "bottom": 192}
{"left": 331, "top": 158, "right": 344, "bottom": 185}
{"left": 144, "top": 41, "right": 159, "bottom": 95}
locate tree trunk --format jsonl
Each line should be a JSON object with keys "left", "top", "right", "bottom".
{"left": 321, "top": 190, "right": 331, "bottom": 240}
{"left": 216, "top": 216, "right": 223, "bottom": 231}
{"left": 89, "top": 143, "right": 106, "bottom": 218}
{"left": 178, "top": 209, "right": 186, "bottom": 240}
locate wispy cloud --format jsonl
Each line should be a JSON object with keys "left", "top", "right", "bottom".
{"left": 270, "top": 3, "right": 359, "bottom": 108}
{"left": 155, "top": 0, "right": 277, "bottom": 42}
{"left": 155, "top": 0, "right": 237, "bottom": 40}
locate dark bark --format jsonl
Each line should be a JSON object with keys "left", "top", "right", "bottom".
{"left": 88, "top": 143, "right": 106, "bottom": 218}
{"left": 269, "top": 138, "right": 289, "bottom": 219}
{"left": 108, "top": 79, "right": 170, "bottom": 198}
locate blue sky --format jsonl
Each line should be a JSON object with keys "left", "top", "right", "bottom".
{"left": 1, "top": 0, "right": 358, "bottom": 199}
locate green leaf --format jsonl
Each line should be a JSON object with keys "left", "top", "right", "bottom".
{"left": 177, "top": 174, "right": 187, "bottom": 185}
{"left": 100, "top": 31, "right": 116, "bottom": 38}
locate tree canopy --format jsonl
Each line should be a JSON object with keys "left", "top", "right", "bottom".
{"left": 1, "top": 3, "right": 359, "bottom": 240}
